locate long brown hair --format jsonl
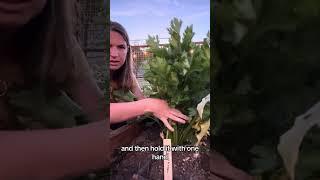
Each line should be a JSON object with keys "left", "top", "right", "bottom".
{"left": 110, "top": 21, "right": 134, "bottom": 91}
{"left": 14, "top": 0, "right": 85, "bottom": 89}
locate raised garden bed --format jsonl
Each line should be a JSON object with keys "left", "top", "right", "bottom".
{"left": 110, "top": 122, "right": 144, "bottom": 155}
{"left": 109, "top": 124, "right": 213, "bottom": 180}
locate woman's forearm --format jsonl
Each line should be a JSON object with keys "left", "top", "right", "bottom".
{"left": 110, "top": 100, "right": 148, "bottom": 124}
{"left": 0, "top": 121, "right": 109, "bottom": 179}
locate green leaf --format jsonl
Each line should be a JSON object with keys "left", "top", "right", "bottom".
{"left": 112, "top": 89, "right": 137, "bottom": 102}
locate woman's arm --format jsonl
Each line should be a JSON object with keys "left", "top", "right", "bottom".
{"left": 0, "top": 121, "right": 109, "bottom": 179}
{"left": 110, "top": 98, "right": 189, "bottom": 131}
{"left": 110, "top": 101, "right": 147, "bottom": 123}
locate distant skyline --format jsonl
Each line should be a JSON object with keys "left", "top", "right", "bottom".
{"left": 110, "top": 0, "right": 210, "bottom": 45}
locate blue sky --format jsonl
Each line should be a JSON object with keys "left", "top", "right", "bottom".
{"left": 110, "top": 0, "right": 210, "bottom": 45}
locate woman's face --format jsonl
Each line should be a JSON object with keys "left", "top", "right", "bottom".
{"left": 0, "top": 0, "right": 47, "bottom": 28}
{"left": 110, "top": 31, "right": 128, "bottom": 71}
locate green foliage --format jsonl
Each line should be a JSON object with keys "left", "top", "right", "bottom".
{"left": 111, "top": 89, "right": 137, "bottom": 102}
{"left": 91, "top": 64, "right": 108, "bottom": 99}
{"left": 7, "top": 84, "right": 89, "bottom": 129}
{"left": 144, "top": 18, "right": 210, "bottom": 145}
{"left": 213, "top": 0, "right": 320, "bottom": 179}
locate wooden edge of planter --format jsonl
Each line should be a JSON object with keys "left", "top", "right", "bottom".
{"left": 208, "top": 150, "right": 254, "bottom": 180}
{"left": 110, "top": 122, "right": 144, "bottom": 154}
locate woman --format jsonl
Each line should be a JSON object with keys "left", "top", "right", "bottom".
{"left": 0, "top": 1, "right": 185, "bottom": 178}
{"left": 110, "top": 22, "right": 145, "bottom": 101}
{"left": 109, "top": 21, "right": 189, "bottom": 132}
{"left": 0, "top": 0, "right": 109, "bottom": 179}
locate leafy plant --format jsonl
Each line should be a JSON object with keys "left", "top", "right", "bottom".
{"left": 7, "top": 84, "right": 89, "bottom": 129}
{"left": 213, "top": 0, "right": 320, "bottom": 179}
{"left": 144, "top": 18, "right": 210, "bottom": 145}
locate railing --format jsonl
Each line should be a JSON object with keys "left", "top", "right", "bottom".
{"left": 131, "top": 41, "right": 204, "bottom": 62}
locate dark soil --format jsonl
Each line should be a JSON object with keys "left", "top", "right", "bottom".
{"left": 109, "top": 125, "right": 213, "bottom": 180}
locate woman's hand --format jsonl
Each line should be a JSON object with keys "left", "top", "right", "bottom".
{"left": 143, "top": 98, "right": 189, "bottom": 131}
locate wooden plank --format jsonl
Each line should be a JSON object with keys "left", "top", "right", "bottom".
{"left": 209, "top": 150, "right": 254, "bottom": 180}
{"left": 110, "top": 122, "right": 144, "bottom": 153}
{"left": 163, "top": 139, "right": 173, "bottom": 180}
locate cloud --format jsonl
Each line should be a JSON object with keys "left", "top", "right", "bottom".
{"left": 111, "top": 0, "right": 187, "bottom": 18}
{"left": 152, "top": 0, "right": 183, "bottom": 7}
{"left": 111, "top": 2, "right": 172, "bottom": 17}
{"left": 172, "top": 0, "right": 183, "bottom": 8}
{"left": 184, "top": 11, "right": 210, "bottom": 21}
{"left": 112, "top": 9, "right": 142, "bottom": 17}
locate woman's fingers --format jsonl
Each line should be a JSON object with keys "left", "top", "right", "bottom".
{"left": 167, "top": 113, "right": 186, "bottom": 124}
{"left": 170, "top": 109, "right": 189, "bottom": 121}
{"left": 160, "top": 117, "right": 174, "bottom": 132}
{"left": 153, "top": 104, "right": 190, "bottom": 131}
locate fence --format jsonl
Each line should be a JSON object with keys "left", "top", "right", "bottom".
{"left": 131, "top": 41, "right": 205, "bottom": 62}
{"left": 75, "top": 1, "right": 107, "bottom": 89}
{"left": 77, "top": 0, "right": 106, "bottom": 65}
{"left": 131, "top": 41, "right": 204, "bottom": 87}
